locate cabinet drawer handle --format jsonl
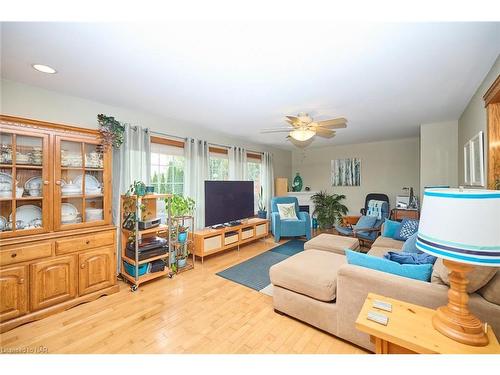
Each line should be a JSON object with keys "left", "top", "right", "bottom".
{"left": 11, "top": 253, "right": 17, "bottom": 258}
{"left": 85, "top": 240, "right": 90, "bottom": 245}
{"left": 18, "top": 278, "right": 24, "bottom": 284}
{"left": 80, "top": 264, "right": 86, "bottom": 269}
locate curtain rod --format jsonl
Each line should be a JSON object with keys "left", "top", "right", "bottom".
{"left": 150, "top": 130, "right": 264, "bottom": 156}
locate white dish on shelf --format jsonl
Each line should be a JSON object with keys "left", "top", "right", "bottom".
{"left": 9, "top": 204, "right": 42, "bottom": 224}
{"left": 61, "top": 180, "right": 82, "bottom": 196}
{"left": 61, "top": 202, "right": 79, "bottom": 219}
{"left": 25, "top": 176, "right": 43, "bottom": 190}
{"left": 74, "top": 174, "right": 101, "bottom": 192}
{"left": 16, "top": 187, "right": 24, "bottom": 198}
{"left": 0, "top": 172, "right": 13, "bottom": 186}
{"left": 0, "top": 215, "right": 7, "bottom": 230}
{"left": 85, "top": 208, "right": 103, "bottom": 221}
{"left": 28, "top": 189, "right": 41, "bottom": 197}
{"left": 0, "top": 190, "right": 12, "bottom": 198}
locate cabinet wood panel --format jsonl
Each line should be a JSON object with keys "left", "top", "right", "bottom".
{"left": 0, "top": 266, "right": 28, "bottom": 322}
{"left": 78, "top": 246, "right": 115, "bottom": 296}
{"left": 30, "top": 256, "right": 77, "bottom": 311}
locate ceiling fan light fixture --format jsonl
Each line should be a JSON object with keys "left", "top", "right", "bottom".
{"left": 290, "top": 129, "right": 315, "bottom": 142}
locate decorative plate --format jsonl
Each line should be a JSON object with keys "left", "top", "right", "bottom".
{"left": 61, "top": 202, "right": 79, "bottom": 218}
{"left": 74, "top": 174, "right": 101, "bottom": 191}
{"left": 0, "top": 171, "right": 13, "bottom": 185}
{"left": 0, "top": 215, "right": 7, "bottom": 230}
{"left": 25, "top": 176, "right": 43, "bottom": 190}
{"left": 10, "top": 204, "right": 42, "bottom": 224}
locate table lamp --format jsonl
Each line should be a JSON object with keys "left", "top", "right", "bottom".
{"left": 416, "top": 188, "right": 500, "bottom": 346}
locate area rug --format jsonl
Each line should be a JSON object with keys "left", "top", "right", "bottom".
{"left": 216, "top": 239, "right": 305, "bottom": 296}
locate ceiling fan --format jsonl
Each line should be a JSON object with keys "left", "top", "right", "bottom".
{"left": 260, "top": 112, "right": 347, "bottom": 147}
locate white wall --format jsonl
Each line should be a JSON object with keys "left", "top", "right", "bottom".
{"left": 0, "top": 79, "right": 292, "bottom": 179}
{"left": 420, "top": 121, "right": 458, "bottom": 196}
{"left": 458, "top": 55, "right": 500, "bottom": 186}
{"left": 291, "top": 137, "right": 420, "bottom": 214}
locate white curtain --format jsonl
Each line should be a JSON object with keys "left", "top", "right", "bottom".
{"left": 261, "top": 152, "right": 274, "bottom": 218}
{"left": 112, "top": 124, "right": 151, "bottom": 272}
{"left": 184, "top": 138, "right": 210, "bottom": 229}
{"left": 228, "top": 146, "right": 247, "bottom": 180}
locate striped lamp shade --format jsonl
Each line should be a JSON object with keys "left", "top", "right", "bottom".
{"left": 416, "top": 188, "right": 500, "bottom": 266}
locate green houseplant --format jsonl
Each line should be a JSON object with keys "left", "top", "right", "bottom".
{"left": 311, "top": 191, "right": 348, "bottom": 229}
{"left": 167, "top": 194, "right": 196, "bottom": 218}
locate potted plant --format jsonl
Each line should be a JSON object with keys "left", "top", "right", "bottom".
{"left": 178, "top": 225, "right": 188, "bottom": 243}
{"left": 177, "top": 242, "right": 189, "bottom": 268}
{"left": 167, "top": 194, "right": 195, "bottom": 218}
{"left": 311, "top": 191, "right": 348, "bottom": 229}
{"left": 125, "top": 180, "right": 147, "bottom": 197}
{"left": 257, "top": 186, "right": 267, "bottom": 219}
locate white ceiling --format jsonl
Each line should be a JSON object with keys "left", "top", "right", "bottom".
{"left": 1, "top": 22, "right": 499, "bottom": 149}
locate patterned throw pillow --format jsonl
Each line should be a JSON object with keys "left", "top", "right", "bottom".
{"left": 276, "top": 203, "right": 298, "bottom": 220}
{"left": 394, "top": 218, "right": 419, "bottom": 241}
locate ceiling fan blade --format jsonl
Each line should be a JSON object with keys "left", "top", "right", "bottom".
{"left": 316, "top": 118, "right": 348, "bottom": 129}
{"left": 314, "top": 128, "right": 336, "bottom": 138}
{"left": 286, "top": 135, "right": 313, "bottom": 148}
{"left": 285, "top": 119, "right": 301, "bottom": 127}
{"left": 260, "top": 128, "right": 293, "bottom": 134}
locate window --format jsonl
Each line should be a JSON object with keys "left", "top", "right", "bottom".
{"left": 247, "top": 153, "right": 262, "bottom": 213}
{"left": 209, "top": 147, "right": 229, "bottom": 180}
{"left": 150, "top": 139, "right": 185, "bottom": 223}
{"left": 150, "top": 142, "right": 185, "bottom": 194}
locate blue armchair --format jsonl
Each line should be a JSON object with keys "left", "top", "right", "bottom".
{"left": 271, "top": 197, "right": 312, "bottom": 242}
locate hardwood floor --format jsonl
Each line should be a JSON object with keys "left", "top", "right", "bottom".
{"left": 0, "top": 236, "right": 367, "bottom": 354}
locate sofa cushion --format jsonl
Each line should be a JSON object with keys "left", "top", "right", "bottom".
{"left": 431, "top": 258, "right": 498, "bottom": 293}
{"left": 394, "top": 218, "right": 419, "bottom": 241}
{"left": 402, "top": 232, "right": 419, "bottom": 253}
{"left": 382, "top": 219, "right": 402, "bottom": 238}
{"left": 345, "top": 250, "right": 433, "bottom": 282}
{"left": 270, "top": 249, "right": 346, "bottom": 302}
{"left": 353, "top": 215, "right": 377, "bottom": 236}
{"left": 478, "top": 271, "right": 500, "bottom": 305}
{"left": 371, "top": 236, "right": 405, "bottom": 250}
{"left": 304, "top": 233, "right": 360, "bottom": 255}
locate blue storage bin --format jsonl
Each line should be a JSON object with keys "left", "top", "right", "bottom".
{"left": 123, "top": 261, "right": 149, "bottom": 277}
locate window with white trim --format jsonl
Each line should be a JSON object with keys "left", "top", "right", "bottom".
{"left": 150, "top": 142, "right": 185, "bottom": 195}
{"left": 209, "top": 149, "right": 229, "bottom": 180}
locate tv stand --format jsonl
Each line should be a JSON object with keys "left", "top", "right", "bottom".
{"left": 193, "top": 218, "right": 269, "bottom": 263}
{"left": 225, "top": 221, "right": 242, "bottom": 227}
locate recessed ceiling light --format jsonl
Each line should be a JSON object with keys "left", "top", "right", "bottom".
{"left": 32, "top": 64, "right": 57, "bottom": 74}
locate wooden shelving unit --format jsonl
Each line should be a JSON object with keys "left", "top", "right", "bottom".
{"left": 120, "top": 193, "right": 173, "bottom": 291}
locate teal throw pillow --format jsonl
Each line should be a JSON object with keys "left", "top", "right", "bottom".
{"left": 382, "top": 219, "right": 401, "bottom": 238}
{"left": 345, "top": 249, "right": 433, "bottom": 282}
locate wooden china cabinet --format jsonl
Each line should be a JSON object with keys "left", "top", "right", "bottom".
{"left": 0, "top": 115, "right": 118, "bottom": 333}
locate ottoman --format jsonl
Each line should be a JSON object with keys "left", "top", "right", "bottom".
{"left": 304, "top": 233, "right": 360, "bottom": 255}
{"left": 269, "top": 249, "right": 347, "bottom": 336}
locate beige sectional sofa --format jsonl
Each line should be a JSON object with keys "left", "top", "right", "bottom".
{"left": 270, "top": 233, "right": 500, "bottom": 352}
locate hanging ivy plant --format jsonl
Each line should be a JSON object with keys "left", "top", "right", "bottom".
{"left": 97, "top": 114, "right": 125, "bottom": 149}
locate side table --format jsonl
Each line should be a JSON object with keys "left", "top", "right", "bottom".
{"left": 355, "top": 293, "right": 500, "bottom": 354}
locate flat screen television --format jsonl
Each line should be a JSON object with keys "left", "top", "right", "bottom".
{"left": 204, "top": 181, "right": 254, "bottom": 227}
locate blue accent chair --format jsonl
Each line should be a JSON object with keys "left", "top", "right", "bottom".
{"left": 271, "top": 197, "right": 311, "bottom": 242}
{"left": 335, "top": 201, "right": 390, "bottom": 246}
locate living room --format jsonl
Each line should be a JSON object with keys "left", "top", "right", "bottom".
{"left": 1, "top": 1, "right": 500, "bottom": 373}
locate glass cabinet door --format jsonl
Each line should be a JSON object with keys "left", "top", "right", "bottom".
{"left": 55, "top": 136, "right": 109, "bottom": 230}
{"left": 0, "top": 130, "right": 49, "bottom": 238}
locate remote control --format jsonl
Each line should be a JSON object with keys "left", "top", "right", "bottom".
{"left": 367, "top": 311, "right": 389, "bottom": 326}
{"left": 373, "top": 299, "right": 392, "bottom": 312}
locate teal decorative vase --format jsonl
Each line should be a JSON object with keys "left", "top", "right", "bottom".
{"left": 292, "top": 172, "right": 303, "bottom": 192}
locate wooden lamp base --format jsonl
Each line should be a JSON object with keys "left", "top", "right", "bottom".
{"left": 432, "top": 259, "right": 489, "bottom": 346}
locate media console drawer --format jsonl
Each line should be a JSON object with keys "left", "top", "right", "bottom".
{"left": 224, "top": 233, "right": 239, "bottom": 245}
{"left": 241, "top": 228, "right": 254, "bottom": 240}
{"left": 255, "top": 224, "right": 267, "bottom": 236}
{"left": 204, "top": 235, "right": 222, "bottom": 252}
